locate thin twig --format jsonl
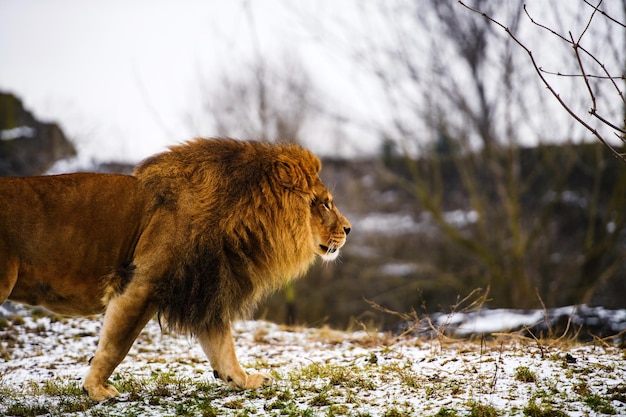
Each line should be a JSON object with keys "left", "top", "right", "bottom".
{"left": 590, "top": 328, "right": 626, "bottom": 347}
{"left": 583, "top": 0, "right": 626, "bottom": 28}
{"left": 577, "top": 0, "right": 601, "bottom": 44}
{"left": 539, "top": 68, "right": 626, "bottom": 80}
{"left": 523, "top": 5, "right": 570, "bottom": 44}
{"left": 525, "top": 2, "right": 626, "bottom": 109}
{"left": 569, "top": 31, "right": 597, "bottom": 112}
{"left": 458, "top": 0, "right": 626, "bottom": 163}
{"left": 535, "top": 287, "right": 551, "bottom": 336}
{"left": 590, "top": 109, "right": 626, "bottom": 135}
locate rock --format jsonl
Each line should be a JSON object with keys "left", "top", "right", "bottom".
{"left": 0, "top": 92, "right": 76, "bottom": 176}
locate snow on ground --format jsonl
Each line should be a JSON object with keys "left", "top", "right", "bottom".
{"left": 1, "top": 302, "right": 625, "bottom": 416}
{"left": 428, "top": 305, "right": 626, "bottom": 339}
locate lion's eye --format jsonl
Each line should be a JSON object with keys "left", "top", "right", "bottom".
{"left": 322, "top": 201, "right": 332, "bottom": 210}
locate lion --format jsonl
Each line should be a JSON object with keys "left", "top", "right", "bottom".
{"left": 0, "top": 138, "right": 350, "bottom": 401}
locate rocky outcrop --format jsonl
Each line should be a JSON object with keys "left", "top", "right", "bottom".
{"left": 0, "top": 92, "right": 76, "bottom": 176}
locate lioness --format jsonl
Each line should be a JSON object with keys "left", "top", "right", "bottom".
{"left": 0, "top": 138, "right": 350, "bottom": 401}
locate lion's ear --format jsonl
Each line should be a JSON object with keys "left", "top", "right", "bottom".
{"left": 274, "top": 158, "right": 311, "bottom": 192}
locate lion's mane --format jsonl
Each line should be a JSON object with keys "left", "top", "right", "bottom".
{"left": 133, "top": 138, "right": 322, "bottom": 334}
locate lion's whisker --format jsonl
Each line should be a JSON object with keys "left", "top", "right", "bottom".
{"left": 326, "top": 242, "right": 337, "bottom": 255}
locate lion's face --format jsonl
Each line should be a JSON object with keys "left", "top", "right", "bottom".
{"left": 310, "top": 184, "right": 351, "bottom": 261}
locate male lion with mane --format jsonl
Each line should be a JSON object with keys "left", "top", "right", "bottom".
{"left": 0, "top": 138, "right": 350, "bottom": 401}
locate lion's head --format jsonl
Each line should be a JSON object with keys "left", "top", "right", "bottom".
{"left": 133, "top": 138, "right": 350, "bottom": 334}
{"left": 310, "top": 184, "right": 351, "bottom": 261}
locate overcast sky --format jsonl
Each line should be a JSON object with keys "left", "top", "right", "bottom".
{"left": 0, "top": 0, "right": 375, "bottom": 166}
{"left": 1, "top": 1, "right": 623, "bottom": 168}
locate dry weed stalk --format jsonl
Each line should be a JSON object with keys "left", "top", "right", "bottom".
{"left": 591, "top": 328, "right": 626, "bottom": 347}
{"left": 365, "top": 287, "right": 490, "bottom": 348}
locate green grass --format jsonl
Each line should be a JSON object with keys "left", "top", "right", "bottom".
{"left": 2, "top": 351, "right": 622, "bottom": 417}
{"left": 2, "top": 380, "right": 92, "bottom": 416}
{"left": 583, "top": 394, "right": 616, "bottom": 414}
{"left": 515, "top": 366, "right": 538, "bottom": 383}
{"left": 523, "top": 401, "right": 570, "bottom": 417}
{"left": 2, "top": 315, "right": 626, "bottom": 417}
{"left": 467, "top": 401, "right": 500, "bottom": 417}
{"left": 431, "top": 408, "right": 461, "bottom": 417}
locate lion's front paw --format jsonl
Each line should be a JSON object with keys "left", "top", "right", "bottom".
{"left": 218, "top": 370, "right": 273, "bottom": 390}
{"left": 245, "top": 372, "right": 273, "bottom": 389}
{"left": 83, "top": 383, "right": 120, "bottom": 402}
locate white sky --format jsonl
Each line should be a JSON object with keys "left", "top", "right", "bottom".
{"left": 1, "top": 1, "right": 623, "bottom": 167}
{"left": 0, "top": 0, "right": 377, "bottom": 165}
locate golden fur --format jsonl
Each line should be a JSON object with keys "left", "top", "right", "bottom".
{"left": 0, "top": 138, "right": 350, "bottom": 401}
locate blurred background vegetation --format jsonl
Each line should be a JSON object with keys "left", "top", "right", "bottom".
{"left": 1, "top": 0, "right": 625, "bottom": 330}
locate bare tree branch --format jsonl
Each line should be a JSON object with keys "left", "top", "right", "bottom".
{"left": 569, "top": 31, "right": 597, "bottom": 113}
{"left": 524, "top": 4, "right": 626, "bottom": 125}
{"left": 577, "top": 0, "right": 602, "bottom": 44}
{"left": 538, "top": 68, "right": 625, "bottom": 80}
{"left": 459, "top": 0, "right": 626, "bottom": 161}
{"left": 583, "top": 0, "right": 626, "bottom": 28}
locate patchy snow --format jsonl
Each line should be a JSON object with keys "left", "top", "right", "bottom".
{"left": 1, "top": 303, "right": 625, "bottom": 416}
{"left": 358, "top": 212, "right": 423, "bottom": 234}
{"left": 358, "top": 210, "right": 479, "bottom": 236}
{"left": 0, "top": 126, "right": 36, "bottom": 141}
{"left": 444, "top": 309, "right": 546, "bottom": 335}
{"left": 427, "top": 305, "right": 626, "bottom": 340}
{"left": 442, "top": 210, "right": 479, "bottom": 227}
{"left": 379, "top": 262, "right": 418, "bottom": 276}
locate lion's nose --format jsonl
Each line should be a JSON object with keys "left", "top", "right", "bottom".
{"left": 344, "top": 227, "right": 351, "bottom": 236}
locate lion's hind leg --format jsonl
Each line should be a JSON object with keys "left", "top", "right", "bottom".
{"left": 197, "top": 325, "right": 273, "bottom": 390}
{"left": 82, "top": 283, "right": 158, "bottom": 402}
{"left": 0, "top": 258, "right": 18, "bottom": 305}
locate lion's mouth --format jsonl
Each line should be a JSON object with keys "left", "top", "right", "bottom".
{"left": 319, "top": 244, "right": 337, "bottom": 254}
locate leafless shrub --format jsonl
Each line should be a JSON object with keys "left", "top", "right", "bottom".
{"left": 459, "top": 0, "right": 626, "bottom": 161}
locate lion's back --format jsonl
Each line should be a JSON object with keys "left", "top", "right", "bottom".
{"left": 0, "top": 173, "right": 150, "bottom": 315}
{"left": 0, "top": 173, "right": 146, "bottom": 251}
